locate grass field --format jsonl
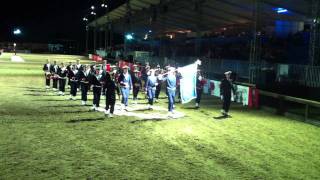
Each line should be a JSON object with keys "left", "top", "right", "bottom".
{"left": 0, "top": 53, "right": 320, "bottom": 179}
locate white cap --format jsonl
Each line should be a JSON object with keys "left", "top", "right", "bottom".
{"left": 224, "top": 71, "right": 232, "bottom": 75}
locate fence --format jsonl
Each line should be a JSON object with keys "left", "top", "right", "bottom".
{"left": 135, "top": 56, "right": 320, "bottom": 88}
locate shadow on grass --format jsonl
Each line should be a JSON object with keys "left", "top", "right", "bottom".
{"left": 33, "top": 99, "right": 67, "bottom": 102}
{"left": 44, "top": 105, "right": 83, "bottom": 108}
{"left": 62, "top": 110, "right": 89, "bottom": 114}
{"left": 213, "top": 115, "right": 232, "bottom": 120}
{"left": 182, "top": 107, "right": 198, "bottom": 110}
{"left": 130, "top": 118, "right": 167, "bottom": 123}
{"left": 23, "top": 93, "right": 57, "bottom": 97}
{"left": 67, "top": 117, "right": 105, "bottom": 123}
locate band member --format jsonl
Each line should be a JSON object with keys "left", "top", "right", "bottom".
{"left": 195, "top": 70, "right": 206, "bottom": 108}
{"left": 102, "top": 71, "right": 120, "bottom": 118}
{"left": 160, "top": 67, "right": 177, "bottom": 117}
{"left": 51, "top": 61, "right": 59, "bottom": 91}
{"left": 146, "top": 69, "right": 158, "bottom": 109}
{"left": 67, "top": 65, "right": 78, "bottom": 100}
{"left": 42, "top": 59, "right": 51, "bottom": 89}
{"left": 118, "top": 66, "right": 132, "bottom": 110}
{"left": 57, "top": 63, "right": 68, "bottom": 96}
{"left": 220, "top": 71, "right": 235, "bottom": 117}
{"left": 75, "top": 59, "right": 83, "bottom": 90}
{"left": 132, "top": 70, "right": 142, "bottom": 104}
{"left": 77, "top": 65, "right": 90, "bottom": 105}
{"left": 66, "top": 61, "right": 72, "bottom": 88}
{"left": 88, "top": 65, "right": 103, "bottom": 111}
{"left": 155, "top": 66, "right": 162, "bottom": 102}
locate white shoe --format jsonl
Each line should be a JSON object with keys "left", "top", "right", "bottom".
{"left": 108, "top": 114, "right": 114, "bottom": 118}
{"left": 61, "top": 92, "right": 65, "bottom": 96}
{"left": 81, "top": 101, "right": 86, "bottom": 105}
{"left": 46, "top": 86, "right": 50, "bottom": 89}
{"left": 90, "top": 105, "right": 96, "bottom": 111}
{"left": 167, "top": 112, "right": 174, "bottom": 118}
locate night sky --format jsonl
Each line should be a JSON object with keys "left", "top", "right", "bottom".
{"left": 0, "top": 0, "right": 124, "bottom": 43}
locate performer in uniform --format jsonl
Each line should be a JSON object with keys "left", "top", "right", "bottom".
{"left": 88, "top": 65, "right": 103, "bottom": 111}
{"left": 42, "top": 59, "right": 52, "bottom": 89}
{"left": 57, "top": 62, "right": 68, "bottom": 96}
{"left": 118, "top": 65, "right": 132, "bottom": 111}
{"left": 155, "top": 65, "right": 162, "bottom": 102}
{"left": 66, "top": 61, "right": 72, "bottom": 88}
{"left": 77, "top": 65, "right": 90, "bottom": 105}
{"left": 102, "top": 71, "right": 120, "bottom": 118}
{"left": 51, "top": 61, "right": 59, "bottom": 92}
{"left": 145, "top": 69, "right": 158, "bottom": 109}
{"left": 75, "top": 59, "right": 83, "bottom": 90}
{"left": 195, "top": 70, "right": 206, "bottom": 108}
{"left": 220, "top": 71, "right": 235, "bottom": 117}
{"left": 67, "top": 65, "right": 78, "bottom": 100}
{"left": 159, "top": 67, "right": 177, "bottom": 117}
{"left": 132, "top": 70, "right": 142, "bottom": 104}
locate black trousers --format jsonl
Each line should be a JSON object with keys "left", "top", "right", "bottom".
{"left": 70, "top": 82, "right": 77, "bottom": 96}
{"left": 59, "top": 79, "right": 66, "bottom": 92}
{"left": 53, "top": 79, "right": 58, "bottom": 89}
{"left": 155, "top": 84, "right": 161, "bottom": 99}
{"left": 81, "top": 83, "right": 89, "bottom": 101}
{"left": 93, "top": 87, "right": 101, "bottom": 107}
{"left": 45, "top": 75, "right": 50, "bottom": 86}
{"left": 105, "top": 95, "right": 116, "bottom": 114}
{"left": 196, "top": 89, "right": 202, "bottom": 104}
{"left": 222, "top": 95, "right": 231, "bottom": 113}
{"left": 133, "top": 87, "right": 139, "bottom": 100}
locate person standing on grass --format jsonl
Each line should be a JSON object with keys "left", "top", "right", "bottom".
{"left": 118, "top": 66, "right": 132, "bottom": 111}
{"left": 146, "top": 69, "right": 158, "bottom": 110}
{"left": 67, "top": 65, "right": 78, "bottom": 101}
{"left": 220, "top": 71, "right": 235, "bottom": 117}
{"left": 51, "top": 61, "right": 59, "bottom": 92}
{"left": 88, "top": 65, "right": 103, "bottom": 111}
{"left": 42, "top": 59, "right": 52, "bottom": 89}
{"left": 132, "top": 70, "right": 142, "bottom": 104}
{"left": 159, "top": 67, "right": 177, "bottom": 117}
{"left": 77, "top": 65, "right": 90, "bottom": 106}
{"left": 195, "top": 70, "right": 206, "bottom": 108}
{"left": 102, "top": 71, "right": 120, "bottom": 118}
{"left": 155, "top": 65, "right": 163, "bottom": 102}
{"left": 66, "top": 61, "right": 72, "bottom": 88}
{"left": 57, "top": 62, "right": 67, "bottom": 96}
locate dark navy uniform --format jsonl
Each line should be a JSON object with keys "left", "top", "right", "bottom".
{"left": 57, "top": 66, "right": 68, "bottom": 95}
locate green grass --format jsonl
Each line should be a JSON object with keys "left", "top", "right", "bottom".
{"left": 0, "top": 53, "right": 320, "bottom": 179}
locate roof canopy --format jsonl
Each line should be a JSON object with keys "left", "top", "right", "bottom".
{"left": 89, "top": 0, "right": 312, "bottom": 35}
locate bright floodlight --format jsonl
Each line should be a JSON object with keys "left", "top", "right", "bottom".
{"left": 149, "top": 30, "right": 152, "bottom": 33}
{"left": 275, "top": 8, "right": 288, "bottom": 14}
{"left": 125, "top": 34, "right": 134, "bottom": 40}
{"left": 91, "top": 6, "right": 95, "bottom": 10}
{"left": 13, "top": 29, "right": 21, "bottom": 35}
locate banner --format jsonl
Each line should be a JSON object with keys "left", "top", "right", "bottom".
{"left": 179, "top": 63, "right": 198, "bottom": 104}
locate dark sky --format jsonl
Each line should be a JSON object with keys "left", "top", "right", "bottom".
{"left": 0, "top": 0, "right": 124, "bottom": 43}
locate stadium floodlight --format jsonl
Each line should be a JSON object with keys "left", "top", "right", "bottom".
{"left": 144, "top": 34, "right": 148, "bottom": 40}
{"left": 125, "top": 33, "right": 134, "bottom": 40}
{"left": 91, "top": 11, "right": 96, "bottom": 15}
{"left": 101, "top": 3, "right": 107, "bottom": 8}
{"left": 13, "top": 29, "right": 21, "bottom": 35}
{"left": 275, "top": 8, "right": 288, "bottom": 14}
{"left": 83, "top": 17, "right": 88, "bottom": 21}
{"left": 91, "top": 6, "right": 95, "bottom": 10}
{"left": 149, "top": 30, "right": 152, "bottom": 33}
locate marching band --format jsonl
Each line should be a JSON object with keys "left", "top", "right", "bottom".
{"left": 42, "top": 59, "right": 220, "bottom": 118}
